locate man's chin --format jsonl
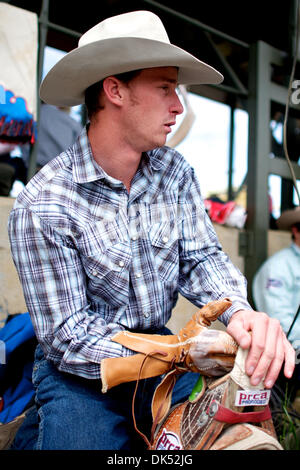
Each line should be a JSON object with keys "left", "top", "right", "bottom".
{"left": 144, "top": 137, "right": 168, "bottom": 151}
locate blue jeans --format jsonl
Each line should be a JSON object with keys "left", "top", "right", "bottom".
{"left": 11, "top": 343, "right": 199, "bottom": 450}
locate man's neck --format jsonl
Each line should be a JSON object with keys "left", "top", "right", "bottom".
{"left": 87, "top": 122, "right": 142, "bottom": 192}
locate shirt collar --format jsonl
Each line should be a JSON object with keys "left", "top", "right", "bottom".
{"left": 139, "top": 150, "right": 166, "bottom": 182}
{"left": 291, "top": 242, "right": 300, "bottom": 256}
{"left": 72, "top": 126, "right": 167, "bottom": 185}
{"left": 72, "top": 126, "right": 107, "bottom": 184}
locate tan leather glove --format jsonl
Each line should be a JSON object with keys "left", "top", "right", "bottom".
{"left": 101, "top": 298, "right": 238, "bottom": 392}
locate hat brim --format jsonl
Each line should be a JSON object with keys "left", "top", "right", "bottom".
{"left": 277, "top": 207, "right": 300, "bottom": 230}
{"left": 40, "top": 37, "right": 223, "bottom": 107}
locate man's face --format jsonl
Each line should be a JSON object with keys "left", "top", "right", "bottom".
{"left": 121, "top": 67, "right": 184, "bottom": 152}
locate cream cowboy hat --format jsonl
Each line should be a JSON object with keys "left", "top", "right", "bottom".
{"left": 277, "top": 206, "right": 300, "bottom": 230}
{"left": 40, "top": 10, "right": 223, "bottom": 107}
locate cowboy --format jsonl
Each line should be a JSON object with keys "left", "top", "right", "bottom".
{"left": 8, "top": 11, "right": 295, "bottom": 450}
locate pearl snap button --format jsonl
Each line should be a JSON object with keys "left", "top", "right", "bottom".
{"left": 136, "top": 273, "right": 142, "bottom": 279}
{"left": 118, "top": 261, "right": 125, "bottom": 267}
{"left": 92, "top": 269, "right": 98, "bottom": 276}
{"left": 162, "top": 236, "right": 169, "bottom": 243}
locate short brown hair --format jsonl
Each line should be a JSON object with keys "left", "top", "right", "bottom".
{"left": 84, "top": 70, "right": 142, "bottom": 120}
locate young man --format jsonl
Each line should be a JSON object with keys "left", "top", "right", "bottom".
{"left": 8, "top": 11, "right": 294, "bottom": 450}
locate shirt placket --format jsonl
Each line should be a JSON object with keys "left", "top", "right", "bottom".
{"left": 127, "top": 173, "right": 155, "bottom": 328}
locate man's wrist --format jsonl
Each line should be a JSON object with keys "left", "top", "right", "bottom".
{"left": 224, "top": 304, "right": 253, "bottom": 326}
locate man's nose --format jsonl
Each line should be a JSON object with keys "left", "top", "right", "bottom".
{"left": 171, "top": 91, "right": 184, "bottom": 115}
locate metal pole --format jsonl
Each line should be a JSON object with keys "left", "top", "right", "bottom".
{"left": 27, "top": 0, "right": 49, "bottom": 181}
{"left": 142, "top": 0, "right": 250, "bottom": 49}
{"left": 243, "top": 42, "right": 272, "bottom": 303}
{"left": 39, "top": 19, "right": 81, "bottom": 39}
{"left": 228, "top": 104, "right": 235, "bottom": 201}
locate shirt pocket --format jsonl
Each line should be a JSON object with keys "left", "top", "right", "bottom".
{"left": 83, "top": 242, "right": 132, "bottom": 279}
{"left": 149, "top": 221, "right": 179, "bottom": 283}
{"left": 79, "top": 220, "right": 132, "bottom": 307}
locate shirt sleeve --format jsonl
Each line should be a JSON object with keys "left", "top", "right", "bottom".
{"left": 8, "top": 207, "right": 131, "bottom": 380}
{"left": 177, "top": 167, "right": 252, "bottom": 325}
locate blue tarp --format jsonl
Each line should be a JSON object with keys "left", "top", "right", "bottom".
{"left": 0, "top": 313, "right": 36, "bottom": 423}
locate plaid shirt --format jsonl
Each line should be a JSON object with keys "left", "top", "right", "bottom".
{"left": 8, "top": 127, "right": 251, "bottom": 380}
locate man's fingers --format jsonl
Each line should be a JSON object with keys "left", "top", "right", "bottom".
{"left": 262, "top": 333, "right": 287, "bottom": 388}
{"left": 282, "top": 333, "right": 296, "bottom": 379}
{"left": 251, "top": 320, "right": 284, "bottom": 387}
{"left": 245, "top": 318, "right": 295, "bottom": 388}
{"left": 245, "top": 314, "right": 278, "bottom": 384}
{"left": 227, "top": 310, "right": 296, "bottom": 389}
{"left": 226, "top": 314, "right": 251, "bottom": 350}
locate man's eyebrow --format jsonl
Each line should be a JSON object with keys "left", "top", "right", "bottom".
{"left": 158, "top": 77, "right": 178, "bottom": 85}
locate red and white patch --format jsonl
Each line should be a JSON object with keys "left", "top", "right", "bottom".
{"left": 235, "top": 389, "right": 271, "bottom": 407}
{"left": 155, "top": 428, "right": 183, "bottom": 450}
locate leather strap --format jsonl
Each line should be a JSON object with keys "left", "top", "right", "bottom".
{"left": 131, "top": 350, "right": 169, "bottom": 449}
{"left": 209, "top": 400, "right": 272, "bottom": 424}
{"left": 150, "top": 368, "right": 179, "bottom": 443}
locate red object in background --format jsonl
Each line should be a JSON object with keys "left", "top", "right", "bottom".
{"left": 204, "top": 199, "right": 236, "bottom": 224}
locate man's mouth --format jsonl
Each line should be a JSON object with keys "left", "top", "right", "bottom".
{"left": 164, "top": 121, "right": 176, "bottom": 132}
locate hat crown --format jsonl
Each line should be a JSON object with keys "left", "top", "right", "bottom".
{"left": 79, "top": 11, "right": 170, "bottom": 48}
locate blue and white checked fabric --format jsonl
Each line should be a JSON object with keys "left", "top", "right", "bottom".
{"left": 8, "top": 126, "right": 251, "bottom": 380}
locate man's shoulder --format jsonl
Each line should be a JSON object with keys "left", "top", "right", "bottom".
{"left": 270, "top": 245, "right": 296, "bottom": 261}
{"left": 257, "top": 245, "right": 296, "bottom": 275}
{"left": 13, "top": 150, "right": 73, "bottom": 211}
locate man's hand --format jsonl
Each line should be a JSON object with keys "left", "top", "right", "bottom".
{"left": 227, "top": 309, "right": 295, "bottom": 388}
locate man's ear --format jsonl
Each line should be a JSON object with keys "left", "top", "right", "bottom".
{"left": 102, "top": 76, "right": 125, "bottom": 107}
{"left": 291, "top": 225, "right": 299, "bottom": 238}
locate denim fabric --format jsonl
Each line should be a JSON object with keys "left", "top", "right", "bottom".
{"left": 11, "top": 343, "right": 199, "bottom": 450}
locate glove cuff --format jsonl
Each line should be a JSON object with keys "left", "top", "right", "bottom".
{"left": 101, "top": 352, "right": 172, "bottom": 393}
{"left": 111, "top": 331, "right": 181, "bottom": 362}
